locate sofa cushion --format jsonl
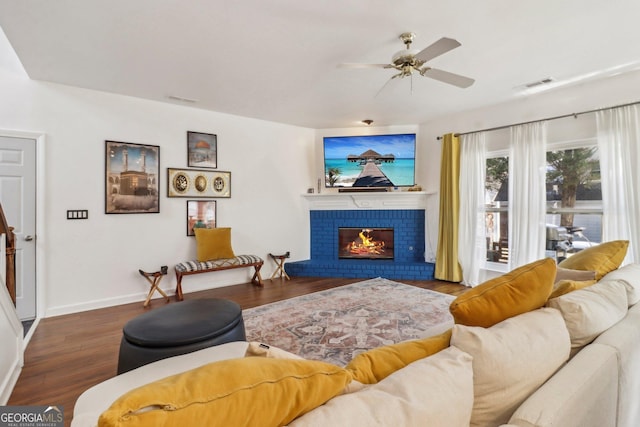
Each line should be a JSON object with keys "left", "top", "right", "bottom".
{"left": 288, "top": 346, "right": 474, "bottom": 427}
{"left": 194, "top": 227, "right": 236, "bottom": 261}
{"left": 549, "top": 279, "right": 597, "bottom": 299}
{"left": 594, "top": 302, "right": 640, "bottom": 427}
{"left": 554, "top": 267, "right": 596, "bottom": 283}
{"left": 451, "top": 307, "right": 570, "bottom": 427}
{"left": 98, "top": 358, "right": 352, "bottom": 427}
{"left": 600, "top": 263, "right": 640, "bottom": 306}
{"left": 449, "top": 258, "right": 556, "bottom": 327}
{"left": 547, "top": 279, "right": 628, "bottom": 353}
{"left": 345, "top": 329, "right": 451, "bottom": 384}
{"left": 557, "top": 240, "right": 628, "bottom": 280}
{"left": 507, "top": 343, "right": 618, "bottom": 427}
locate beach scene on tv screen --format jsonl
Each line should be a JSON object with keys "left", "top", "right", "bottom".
{"left": 324, "top": 134, "right": 416, "bottom": 187}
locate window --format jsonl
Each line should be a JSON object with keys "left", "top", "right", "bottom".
{"left": 545, "top": 143, "right": 602, "bottom": 261}
{"left": 484, "top": 142, "right": 602, "bottom": 265}
{"left": 485, "top": 156, "right": 509, "bottom": 263}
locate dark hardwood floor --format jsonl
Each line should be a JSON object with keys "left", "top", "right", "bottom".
{"left": 8, "top": 276, "right": 467, "bottom": 427}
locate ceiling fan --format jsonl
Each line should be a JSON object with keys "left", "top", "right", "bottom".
{"left": 339, "top": 32, "right": 475, "bottom": 90}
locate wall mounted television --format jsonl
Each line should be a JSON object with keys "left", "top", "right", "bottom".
{"left": 323, "top": 133, "right": 416, "bottom": 188}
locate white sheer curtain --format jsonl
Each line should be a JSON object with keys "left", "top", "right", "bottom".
{"left": 596, "top": 105, "right": 640, "bottom": 262}
{"left": 509, "top": 122, "right": 548, "bottom": 268}
{"left": 458, "top": 132, "right": 486, "bottom": 286}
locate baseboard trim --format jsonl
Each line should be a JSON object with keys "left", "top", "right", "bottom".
{"left": 0, "top": 357, "right": 21, "bottom": 405}
{"left": 45, "top": 270, "right": 251, "bottom": 317}
{"left": 44, "top": 288, "right": 173, "bottom": 317}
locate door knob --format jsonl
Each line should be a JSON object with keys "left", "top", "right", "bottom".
{"left": 24, "top": 235, "right": 34, "bottom": 241}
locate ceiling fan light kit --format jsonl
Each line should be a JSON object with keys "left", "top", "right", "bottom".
{"left": 339, "top": 32, "right": 475, "bottom": 91}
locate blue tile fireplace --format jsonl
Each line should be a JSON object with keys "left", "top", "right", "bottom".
{"left": 286, "top": 193, "right": 435, "bottom": 280}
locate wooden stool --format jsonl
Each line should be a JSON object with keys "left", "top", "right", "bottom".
{"left": 269, "top": 252, "right": 290, "bottom": 280}
{"left": 139, "top": 266, "right": 170, "bottom": 308}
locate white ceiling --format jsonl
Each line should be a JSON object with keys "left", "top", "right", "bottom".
{"left": 1, "top": 1, "right": 639, "bottom": 129}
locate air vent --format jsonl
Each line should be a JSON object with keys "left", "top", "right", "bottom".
{"left": 525, "top": 77, "right": 554, "bottom": 88}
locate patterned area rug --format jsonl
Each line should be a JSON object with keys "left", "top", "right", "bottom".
{"left": 243, "top": 277, "right": 455, "bottom": 366}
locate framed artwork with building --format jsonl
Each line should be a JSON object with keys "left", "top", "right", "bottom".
{"left": 187, "top": 200, "right": 216, "bottom": 236}
{"left": 187, "top": 131, "right": 217, "bottom": 169}
{"left": 105, "top": 141, "right": 160, "bottom": 214}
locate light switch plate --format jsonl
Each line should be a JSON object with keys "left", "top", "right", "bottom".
{"left": 67, "top": 210, "right": 88, "bottom": 220}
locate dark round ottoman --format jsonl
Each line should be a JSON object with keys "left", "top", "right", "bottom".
{"left": 117, "top": 299, "right": 246, "bottom": 374}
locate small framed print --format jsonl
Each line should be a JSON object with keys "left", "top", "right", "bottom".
{"left": 188, "top": 131, "right": 217, "bottom": 168}
{"left": 187, "top": 200, "right": 216, "bottom": 236}
{"left": 105, "top": 141, "right": 160, "bottom": 214}
{"left": 167, "top": 168, "right": 231, "bottom": 198}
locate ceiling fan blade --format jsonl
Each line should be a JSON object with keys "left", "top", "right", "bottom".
{"left": 414, "top": 37, "right": 461, "bottom": 63}
{"left": 421, "top": 68, "right": 475, "bottom": 88}
{"left": 337, "top": 63, "right": 392, "bottom": 69}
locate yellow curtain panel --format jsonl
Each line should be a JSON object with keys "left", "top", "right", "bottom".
{"left": 435, "top": 133, "right": 463, "bottom": 282}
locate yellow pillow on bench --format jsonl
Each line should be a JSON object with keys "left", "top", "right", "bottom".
{"left": 195, "top": 227, "right": 235, "bottom": 261}
{"left": 98, "top": 358, "right": 352, "bottom": 427}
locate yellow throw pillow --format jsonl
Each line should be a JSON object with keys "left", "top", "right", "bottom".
{"left": 98, "top": 358, "right": 352, "bottom": 427}
{"left": 449, "top": 258, "right": 556, "bottom": 328}
{"left": 558, "top": 240, "right": 629, "bottom": 280}
{"left": 194, "top": 227, "right": 235, "bottom": 262}
{"left": 548, "top": 279, "right": 597, "bottom": 299}
{"left": 345, "top": 329, "right": 452, "bottom": 384}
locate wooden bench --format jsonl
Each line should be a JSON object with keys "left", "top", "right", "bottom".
{"left": 174, "top": 255, "right": 264, "bottom": 301}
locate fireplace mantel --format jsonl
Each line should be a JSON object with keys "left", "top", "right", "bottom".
{"left": 302, "top": 191, "right": 433, "bottom": 210}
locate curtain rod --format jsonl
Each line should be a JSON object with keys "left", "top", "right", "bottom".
{"left": 436, "top": 99, "right": 640, "bottom": 140}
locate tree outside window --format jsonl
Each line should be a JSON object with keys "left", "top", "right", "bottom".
{"left": 484, "top": 145, "right": 602, "bottom": 264}
{"left": 546, "top": 147, "right": 600, "bottom": 227}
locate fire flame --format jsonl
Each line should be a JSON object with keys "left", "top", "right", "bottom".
{"left": 347, "top": 229, "right": 386, "bottom": 255}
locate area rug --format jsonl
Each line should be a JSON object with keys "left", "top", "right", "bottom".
{"left": 243, "top": 277, "right": 455, "bottom": 366}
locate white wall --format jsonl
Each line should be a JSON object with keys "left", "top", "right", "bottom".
{"left": 0, "top": 67, "right": 315, "bottom": 317}
{"left": 419, "top": 69, "right": 640, "bottom": 263}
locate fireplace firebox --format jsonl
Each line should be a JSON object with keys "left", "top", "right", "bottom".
{"left": 338, "top": 227, "right": 394, "bottom": 260}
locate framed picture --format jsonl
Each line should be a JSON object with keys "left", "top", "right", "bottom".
{"left": 187, "top": 131, "right": 217, "bottom": 168}
{"left": 187, "top": 200, "right": 216, "bottom": 236}
{"left": 167, "top": 168, "right": 231, "bottom": 198}
{"left": 105, "top": 141, "right": 160, "bottom": 214}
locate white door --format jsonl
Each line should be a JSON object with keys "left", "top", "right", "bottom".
{"left": 0, "top": 136, "right": 37, "bottom": 320}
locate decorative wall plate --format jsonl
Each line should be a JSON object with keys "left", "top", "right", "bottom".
{"left": 167, "top": 168, "right": 231, "bottom": 198}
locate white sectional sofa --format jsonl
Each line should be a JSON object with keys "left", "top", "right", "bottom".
{"left": 505, "top": 300, "right": 640, "bottom": 427}
{"left": 72, "top": 246, "right": 640, "bottom": 427}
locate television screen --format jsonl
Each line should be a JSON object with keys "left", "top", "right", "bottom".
{"left": 323, "top": 133, "right": 416, "bottom": 188}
